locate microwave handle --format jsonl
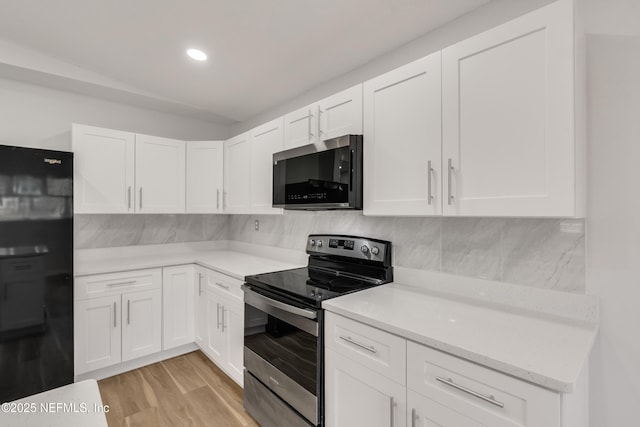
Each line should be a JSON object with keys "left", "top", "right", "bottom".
{"left": 349, "top": 149, "right": 354, "bottom": 192}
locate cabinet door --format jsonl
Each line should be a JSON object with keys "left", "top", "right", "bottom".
{"left": 442, "top": 0, "right": 575, "bottom": 217}
{"left": 162, "top": 265, "right": 195, "bottom": 350}
{"left": 284, "top": 103, "right": 318, "bottom": 149}
{"left": 135, "top": 134, "right": 186, "bottom": 213}
{"left": 186, "top": 141, "right": 224, "bottom": 213}
{"left": 408, "top": 389, "right": 485, "bottom": 427}
{"left": 194, "top": 267, "right": 207, "bottom": 348}
{"left": 223, "top": 132, "right": 251, "bottom": 213}
{"left": 318, "top": 85, "right": 363, "bottom": 141}
{"left": 250, "top": 118, "right": 284, "bottom": 214}
{"left": 72, "top": 124, "right": 135, "bottom": 213}
{"left": 74, "top": 295, "right": 121, "bottom": 375}
{"left": 222, "top": 296, "right": 244, "bottom": 386}
{"left": 363, "top": 52, "right": 442, "bottom": 216}
{"left": 121, "top": 289, "right": 162, "bottom": 362}
{"left": 205, "top": 287, "right": 225, "bottom": 365}
{"left": 325, "top": 348, "right": 406, "bottom": 427}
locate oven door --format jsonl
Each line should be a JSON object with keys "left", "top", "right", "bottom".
{"left": 242, "top": 285, "right": 320, "bottom": 426}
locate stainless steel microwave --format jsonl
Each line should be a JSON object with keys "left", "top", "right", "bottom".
{"left": 272, "top": 134, "right": 363, "bottom": 210}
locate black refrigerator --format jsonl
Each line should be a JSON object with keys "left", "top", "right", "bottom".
{"left": 0, "top": 145, "right": 74, "bottom": 402}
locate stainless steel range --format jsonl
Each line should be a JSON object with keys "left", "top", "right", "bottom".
{"left": 242, "top": 235, "right": 393, "bottom": 427}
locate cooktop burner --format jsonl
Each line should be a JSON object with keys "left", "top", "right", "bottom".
{"left": 244, "top": 235, "right": 393, "bottom": 308}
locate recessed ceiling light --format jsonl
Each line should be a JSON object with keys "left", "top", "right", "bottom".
{"left": 187, "top": 48, "right": 207, "bottom": 61}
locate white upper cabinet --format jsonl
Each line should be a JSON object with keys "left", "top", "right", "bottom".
{"left": 73, "top": 124, "right": 135, "bottom": 214}
{"left": 318, "top": 84, "right": 363, "bottom": 141}
{"left": 284, "top": 104, "right": 318, "bottom": 150}
{"left": 135, "top": 134, "right": 186, "bottom": 213}
{"left": 223, "top": 132, "right": 251, "bottom": 213}
{"left": 250, "top": 118, "right": 284, "bottom": 214}
{"left": 363, "top": 52, "right": 442, "bottom": 216}
{"left": 186, "top": 141, "right": 224, "bottom": 213}
{"left": 284, "top": 85, "right": 363, "bottom": 150}
{"left": 442, "top": 0, "right": 582, "bottom": 217}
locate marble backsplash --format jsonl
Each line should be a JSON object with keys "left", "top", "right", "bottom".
{"left": 74, "top": 214, "right": 229, "bottom": 249}
{"left": 228, "top": 212, "right": 586, "bottom": 293}
{"left": 75, "top": 212, "right": 585, "bottom": 293}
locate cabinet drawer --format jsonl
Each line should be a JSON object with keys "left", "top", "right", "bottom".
{"left": 407, "top": 341, "right": 560, "bottom": 427}
{"left": 75, "top": 268, "right": 162, "bottom": 300}
{"left": 325, "top": 312, "right": 406, "bottom": 385}
{"left": 204, "top": 268, "right": 243, "bottom": 302}
{"left": 0, "top": 257, "right": 44, "bottom": 280}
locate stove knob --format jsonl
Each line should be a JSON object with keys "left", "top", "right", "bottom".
{"left": 316, "top": 240, "right": 323, "bottom": 248}
{"left": 371, "top": 246, "right": 380, "bottom": 255}
{"left": 361, "top": 245, "right": 369, "bottom": 254}
{"left": 309, "top": 239, "right": 316, "bottom": 247}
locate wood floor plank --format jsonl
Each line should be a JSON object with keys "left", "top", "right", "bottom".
{"left": 161, "top": 354, "right": 207, "bottom": 394}
{"left": 183, "top": 352, "right": 257, "bottom": 426}
{"left": 98, "top": 351, "right": 258, "bottom": 427}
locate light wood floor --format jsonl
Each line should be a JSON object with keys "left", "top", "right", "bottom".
{"left": 98, "top": 351, "right": 259, "bottom": 427}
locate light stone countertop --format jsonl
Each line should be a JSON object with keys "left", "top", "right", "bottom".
{"left": 74, "top": 241, "right": 305, "bottom": 279}
{"left": 323, "top": 280, "right": 598, "bottom": 393}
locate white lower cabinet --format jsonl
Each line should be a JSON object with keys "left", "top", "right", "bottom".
{"left": 325, "top": 312, "right": 575, "bottom": 427}
{"left": 197, "top": 266, "right": 245, "bottom": 386}
{"left": 325, "top": 348, "right": 407, "bottom": 427}
{"left": 162, "top": 265, "right": 196, "bottom": 350}
{"left": 74, "top": 269, "right": 162, "bottom": 375}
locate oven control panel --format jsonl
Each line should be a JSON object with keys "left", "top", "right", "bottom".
{"left": 306, "top": 234, "right": 390, "bottom": 264}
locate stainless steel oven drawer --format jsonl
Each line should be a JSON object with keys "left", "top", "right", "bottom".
{"left": 244, "top": 371, "right": 314, "bottom": 427}
{"left": 244, "top": 347, "right": 318, "bottom": 424}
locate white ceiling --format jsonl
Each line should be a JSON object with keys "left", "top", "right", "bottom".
{"left": 0, "top": 0, "right": 489, "bottom": 124}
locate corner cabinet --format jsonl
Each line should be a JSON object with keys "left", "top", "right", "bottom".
{"left": 186, "top": 141, "right": 224, "bottom": 213}
{"left": 441, "top": 0, "right": 583, "bottom": 217}
{"left": 325, "top": 312, "right": 585, "bottom": 427}
{"left": 223, "top": 132, "right": 252, "bottom": 213}
{"left": 162, "top": 265, "right": 195, "bottom": 350}
{"left": 72, "top": 124, "right": 135, "bottom": 214}
{"left": 363, "top": 53, "right": 442, "bottom": 216}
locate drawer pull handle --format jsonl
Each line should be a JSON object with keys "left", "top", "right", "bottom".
{"left": 215, "top": 282, "right": 229, "bottom": 290}
{"left": 269, "top": 376, "right": 280, "bottom": 387}
{"left": 435, "top": 376, "right": 505, "bottom": 408}
{"left": 107, "top": 281, "right": 135, "bottom": 287}
{"left": 339, "top": 335, "right": 377, "bottom": 354}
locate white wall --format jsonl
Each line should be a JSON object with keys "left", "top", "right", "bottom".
{"left": 229, "top": 0, "right": 554, "bottom": 135}
{"left": 0, "top": 77, "right": 229, "bottom": 152}
{"left": 586, "top": 34, "right": 640, "bottom": 427}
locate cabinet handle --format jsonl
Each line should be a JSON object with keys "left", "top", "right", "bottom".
{"left": 223, "top": 191, "right": 227, "bottom": 209}
{"left": 389, "top": 396, "right": 396, "bottom": 427}
{"left": 339, "top": 335, "right": 377, "bottom": 354}
{"left": 198, "top": 273, "right": 202, "bottom": 296}
{"left": 127, "top": 186, "right": 131, "bottom": 209}
{"left": 308, "top": 109, "right": 314, "bottom": 141}
{"left": 411, "top": 408, "right": 416, "bottom": 427}
{"left": 216, "top": 303, "right": 221, "bottom": 329}
{"left": 107, "top": 281, "right": 135, "bottom": 287}
{"left": 139, "top": 188, "right": 143, "bottom": 210}
{"left": 318, "top": 106, "right": 323, "bottom": 137}
{"left": 113, "top": 302, "right": 117, "bottom": 328}
{"left": 216, "top": 189, "right": 220, "bottom": 210}
{"left": 215, "top": 282, "right": 229, "bottom": 290}
{"left": 427, "top": 160, "right": 433, "bottom": 205}
{"left": 127, "top": 299, "right": 131, "bottom": 325}
{"left": 3, "top": 282, "right": 7, "bottom": 301}
{"left": 435, "top": 376, "right": 505, "bottom": 408}
{"left": 447, "top": 158, "right": 454, "bottom": 205}
{"left": 221, "top": 306, "right": 226, "bottom": 332}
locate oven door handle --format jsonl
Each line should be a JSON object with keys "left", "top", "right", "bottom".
{"left": 242, "top": 285, "right": 318, "bottom": 320}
